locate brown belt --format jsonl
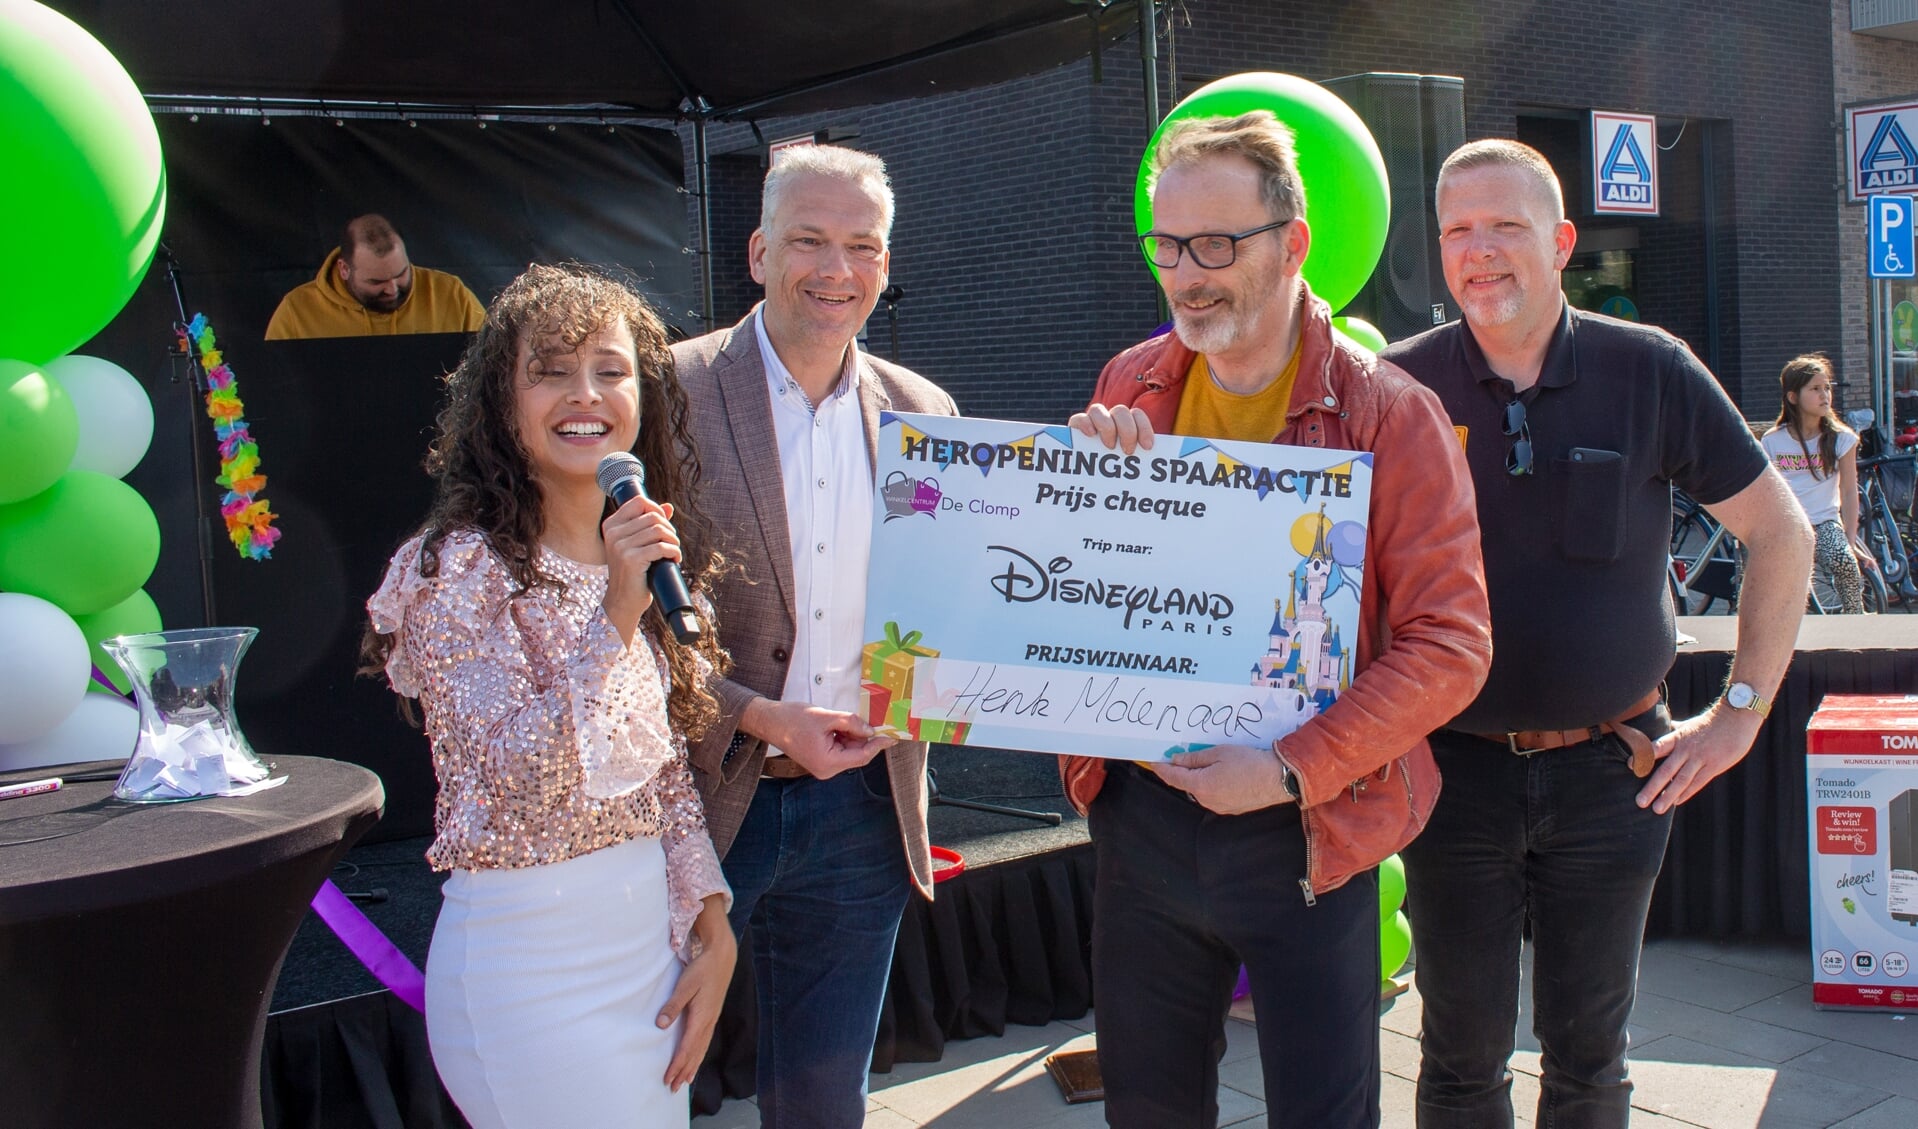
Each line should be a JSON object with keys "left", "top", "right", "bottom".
{"left": 1470, "top": 688, "right": 1664, "bottom": 778}
{"left": 760, "top": 755, "right": 811, "bottom": 780}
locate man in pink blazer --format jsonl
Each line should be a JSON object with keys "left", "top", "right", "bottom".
{"left": 674, "top": 144, "right": 957, "bottom": 1129}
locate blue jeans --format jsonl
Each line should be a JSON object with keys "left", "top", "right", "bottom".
{"left": 1090, "top": 762, "right": 1381, "bottom": 1129}
{"left": 723, "top": 758, "right": 912, "bottom": 1129}
{"left": 1401, "top": 729, "right": 1674, "bottom": 1129}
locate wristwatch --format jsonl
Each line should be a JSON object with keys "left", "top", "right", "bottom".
{"left": 1271, "top": 743, "right": 1302, "bottom": 800}
{"left": 1723, "top": 681, "right": 1771, "bottom": 719}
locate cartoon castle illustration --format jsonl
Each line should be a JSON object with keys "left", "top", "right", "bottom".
{"left": 1249, "top": 505, "right": 1350, "bottom": 714}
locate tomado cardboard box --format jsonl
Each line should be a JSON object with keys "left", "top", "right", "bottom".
{"left": 1805, "top": 696, "right": 1918, "bottom": 1010}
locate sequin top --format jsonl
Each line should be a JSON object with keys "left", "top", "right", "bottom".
{"left": 368, "top": 530, "right": 727, "bottom": 959}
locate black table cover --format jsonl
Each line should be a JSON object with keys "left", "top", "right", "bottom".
{"left": 0, "top": 754, "right": 384, "bottom": 1129}
{"left": 1654, "top": 615, "right": 1917, "bottom": 938}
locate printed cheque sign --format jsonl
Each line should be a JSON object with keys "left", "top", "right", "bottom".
{"left": 861, "top": 412, "right": 1373, "bottom": 761}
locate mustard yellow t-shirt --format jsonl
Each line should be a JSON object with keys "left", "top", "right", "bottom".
{"left": 1171, "top": 347, "right": 1301, "bottom": 442}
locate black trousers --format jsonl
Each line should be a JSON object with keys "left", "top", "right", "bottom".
{"left": 1401, "top": 730, "right": 1674, "bottom": 1129}
{"left": 1090, "top": 762, "right": 1381, "bottom": 1128}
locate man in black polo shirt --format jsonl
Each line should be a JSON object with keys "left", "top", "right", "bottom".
{"left": 1381, "top": 139, "right": 1813, "bottom": 1128}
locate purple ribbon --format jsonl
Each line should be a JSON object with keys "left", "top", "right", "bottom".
{"left": 92, "top": 661, "right": 425, "bottom": 1011}
{"left": 309, "top": 879, "right": 426, "bottom": 1013}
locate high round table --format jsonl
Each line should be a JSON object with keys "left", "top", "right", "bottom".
{"left": 0, "top": 754, "right": 384, "bottom": 1129}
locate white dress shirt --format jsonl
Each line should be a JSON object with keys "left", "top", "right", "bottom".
{"left": 754, "top": 308, "right": 874, "bottom": 757}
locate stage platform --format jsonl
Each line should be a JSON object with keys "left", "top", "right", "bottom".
{"left": 260, "top": 614, "right": 1912, "bottom": 1127}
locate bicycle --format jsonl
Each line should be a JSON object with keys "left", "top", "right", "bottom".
{"left": 1669, "top": 489, "right": 1741, "bottom": 615}
{"left": 1808, "top": 540, "right": 1891, "bottom": 615}
{"left": 1671, "top": 485, "right": 1893, "bottom": 615}
{"left": 1855, "top": 446, "right": 1916, "bottom": 608}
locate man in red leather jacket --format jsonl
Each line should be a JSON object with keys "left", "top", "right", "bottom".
{"left": 1064, "top": 111, "right": 1492, "bottom": 1128}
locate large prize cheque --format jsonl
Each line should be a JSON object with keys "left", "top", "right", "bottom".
{"left": 862, "top": 412, "right": 1373, "bottom": 760}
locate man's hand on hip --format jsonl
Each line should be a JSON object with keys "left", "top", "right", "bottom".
{"left": 1637, "top": 704, "right": 1763, "bottom": 814}
{"left": 1150, "top": 744, "right": 1296, "bottom": 815}
{"left": 741, "top": 697, "right": 896, "bottom": 779}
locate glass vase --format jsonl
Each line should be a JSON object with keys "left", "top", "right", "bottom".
{"left": 102, "top": 627, "right": 270, "bottom": 803}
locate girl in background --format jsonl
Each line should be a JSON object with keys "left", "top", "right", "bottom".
{"left": 363, "top": 263, "right": 734, "bottom": 1127}
{"left": 1762, "top": 353, "right": 1876, "bottom": 614}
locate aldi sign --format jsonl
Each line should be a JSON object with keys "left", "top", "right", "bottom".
{"left": 1591, "top": 111, "right": 1659, "bottom": 215}
{"left": 1848, "top": 100, "right": 1918, "bottom": 201}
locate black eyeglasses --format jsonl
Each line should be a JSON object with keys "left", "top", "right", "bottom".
{"left": 1138, "top": 218, "right": 1292, "bottom": 269}
{"left": 1503, "top": 400, "right": 1534, "bottom": 477}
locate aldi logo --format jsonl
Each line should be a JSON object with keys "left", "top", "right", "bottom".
{"left": 1591, "top": 111, "right": 1659, "bottom": 216}
{"left": 1848, "top": 100, "right": 1918, "bottom": 201}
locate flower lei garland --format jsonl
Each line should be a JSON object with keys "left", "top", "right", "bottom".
{"left": 180, "top": 313, "right": 281, "bottom": 559}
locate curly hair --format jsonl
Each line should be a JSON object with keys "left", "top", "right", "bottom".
{"left": 360, "top": 262, "right": 731, "bottom": 741}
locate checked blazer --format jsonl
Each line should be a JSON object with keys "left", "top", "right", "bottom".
{"left": 673, "top": 308, "right": 958, "bottom": 899}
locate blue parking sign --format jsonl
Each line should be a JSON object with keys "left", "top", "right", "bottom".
{"left": 1870, "top": 195, "right": 1916, "bottom": 278}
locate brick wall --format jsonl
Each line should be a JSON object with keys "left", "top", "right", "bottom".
{"left": 679, "top": 1, "right": 1860, "bottom": 418}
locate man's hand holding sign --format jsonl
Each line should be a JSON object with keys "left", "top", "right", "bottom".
{"left": 1067, "top": 405, "right": 1297, "bottom": 815}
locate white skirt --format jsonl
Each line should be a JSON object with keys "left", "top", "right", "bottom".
{"left": 426, "top": 836, "right": 687, "bottom": 1129}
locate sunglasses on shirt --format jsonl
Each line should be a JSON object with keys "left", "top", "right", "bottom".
{"left": 1503, "top": 400, "right": 1534, "bottom": 477}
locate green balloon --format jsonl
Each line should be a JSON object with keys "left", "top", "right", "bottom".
{"left": 1135, "top": 72, "right": 1389, "bottom": 313}
{"left": 72, "top": 587, "right": 161, "bottom": 693}
{"left": 1377, "top": 852, "right": 1407, "bottom": 919}
{"left": 0, "top": 358, "right": 79, "bottom": 503}
{"left": 1332, "top": 316, "right": 1389, "bottom": 355}
{"left": 1381, "top": 909, "right": 1413, "bottom": 982}
{"left": 0, "top": 470, "right": 159, "bottom": 615}
{"left": 0, "top": 0, "right": 167, "bottom": 364}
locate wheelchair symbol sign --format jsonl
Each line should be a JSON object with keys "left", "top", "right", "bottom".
{"left": 1870, "top": 196, "right": 1916, "bottom": 278}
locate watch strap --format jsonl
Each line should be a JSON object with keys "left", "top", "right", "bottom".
{"left": 1726, "top": 682, "right": 1772, "bottom": 719}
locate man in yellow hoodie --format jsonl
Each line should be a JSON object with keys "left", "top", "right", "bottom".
{"left": 265, "top": 214, "right": 485, "bottom": 340}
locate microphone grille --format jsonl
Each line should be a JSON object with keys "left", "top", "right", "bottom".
{"left": 596, "top": 452, "right": 645, "bottom": 496}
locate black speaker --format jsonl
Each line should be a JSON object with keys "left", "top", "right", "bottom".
{"left": 1322, "top": 73, "right": 1465, "bottom": 343}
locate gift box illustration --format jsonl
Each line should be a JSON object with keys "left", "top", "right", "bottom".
{"left": 878, "top": 698, "right": 970, "bottom": 746}
{"left": 919, "top": 718, "right": 971, "bottom": 744}
{"left": 860, "top": 681, "right": 892, "bottom": 727}
{"left": 863, "top": 621, "right": 938, "bottom": 699}
{"left": 860, "top": 622, "right": 969, "bottom": 745}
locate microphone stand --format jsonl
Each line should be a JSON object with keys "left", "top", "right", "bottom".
{"left": 160, "top": 243, "right": 219, "bottom": 627}
{"left": 880, "top": 284, "right": 904, "bottom": 364}
{"left": 926, "top": 766, "right": 1062, "bottom": 826}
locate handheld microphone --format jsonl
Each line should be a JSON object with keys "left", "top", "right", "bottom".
{"left": 595, "top": 452, "right": 704, "bottom": 643}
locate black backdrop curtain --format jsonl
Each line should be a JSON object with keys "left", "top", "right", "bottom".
{"left": 96, "top": 113, "right": 693, "bottom": 352}
{"left": 80, "top": 117, "right": 692, "bottom": 837}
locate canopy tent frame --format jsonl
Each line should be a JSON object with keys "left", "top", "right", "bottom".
{"left": 131, "top": 2, "right": 1165, "bottom": 332}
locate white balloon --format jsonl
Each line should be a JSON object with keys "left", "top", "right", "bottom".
{"left": 0, "top": 692, "right": 139, "bottom": 772}
{"left": 0, "top": 593, "right": 91, "bottom": 743}
{"left": 42, "top": 354, "right": 154, "bottom": 479}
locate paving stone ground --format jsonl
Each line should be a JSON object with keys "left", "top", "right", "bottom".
{"left": 699, "top": 938, "right": 1918, "bottom": 1128}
